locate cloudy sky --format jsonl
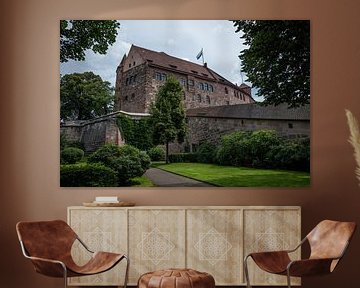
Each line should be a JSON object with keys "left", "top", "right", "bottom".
{"left": 60, "top": 20, "right": 260, "bottom": 100}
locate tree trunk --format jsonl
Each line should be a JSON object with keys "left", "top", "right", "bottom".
{"left": 166, "top": 141, "right": 169, "bottom": 164}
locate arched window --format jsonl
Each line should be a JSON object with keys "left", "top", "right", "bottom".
{"left": 209, "top": 85, "right": 214, "bottom": 92}
{"left": 204, "top": 83, "right": 209, "bottom": 91}
{"left": 199, "top": 83, "right": 204, "bottom": 90}
{"left": 197, "top": 94, "right": 202, "bottom": 103}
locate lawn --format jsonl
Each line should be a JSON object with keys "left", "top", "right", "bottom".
{"left": 155, "top": 162, "right": 310, "bottom": 187}
{"left": 130, "top": 176, "right": 156, "bottom": 187}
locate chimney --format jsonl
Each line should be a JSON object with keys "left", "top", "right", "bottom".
{"left": 203, "top": 62, "right": 207, "bottom": 68}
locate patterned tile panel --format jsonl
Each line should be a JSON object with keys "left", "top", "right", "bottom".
{"left": 244, "top": 209, "right": 301, "bottom": 286}
{"left": 68, "top": 208, "right": 127, "bottom": 286}
{"left": 187, "top": 209, "right": 243, "bottom": 285}
{"left": 128, "top": 209, "right": 186, "bottom": 284}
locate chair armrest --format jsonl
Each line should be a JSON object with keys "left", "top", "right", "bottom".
{"left": 76, "top": 236, "right": 94, "bottom": 253}
{"left": 25, "top": 255, "right": 67, "bottom": 277}
{"left": 287, "top": 258, "right": 336, "bottom": 277}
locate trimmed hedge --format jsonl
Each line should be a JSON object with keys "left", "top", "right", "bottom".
{"left": 60, "top": 163, "right": 118, "bottom": 187}
{"left": 60, "top": 147, "right": 84, "bottom": 164}
{"left": 169, "top": 153, "right": 198, "bottom": 163}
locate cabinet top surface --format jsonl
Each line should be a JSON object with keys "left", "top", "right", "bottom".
{"left": 68, "top": 205, "right": 301, "bottom": 210}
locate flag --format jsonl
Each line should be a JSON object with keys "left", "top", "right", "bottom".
{"left": 196, "top": 48, "right": 203, "bottom": 60}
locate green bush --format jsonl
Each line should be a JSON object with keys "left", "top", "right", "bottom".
{"left": 216, "top": 131, "right": 252, "bottom": 166}
{"left": 88, "top": 144, "right": 151, "bottom": 185}
{"left": 247, "top": 130, "right": 281, "bottom": 167}
{"left": 139, "top": 151, "right": 151, "bottom": 171}
{"left": 108, "top": 156, "right": 143, "bottom": 185}
{"left": 216, "top": 130, "right": 281, "bottom": 168}
{"left": 148, "top": 146, "right": 165, "bottom": 161}
{"left": 196, "top": 142, "right": 217, "bottom": 163}
{"left": 60, "top": 163, "right": 118, "bottom": 187}
{"left": 60, "top": 147, "right": 84, "bottom": 164}
{"left": 269, "top": 138, "right": 310, "bottom": 171}
{"left": 88, "top": 144, "right": 122, "bottom": 166}
{"left": 169, "top": 153, "right": 198, "bottom": 163}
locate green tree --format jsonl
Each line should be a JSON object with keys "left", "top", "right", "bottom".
{"left": 150, "top": 76, "right": 187, "bottom": 163}
{"left": 60, "top": 72, "right": 114, "bottom": 120}
{"left": 60, "top": 20, "right": 120, "bottom": 63}
{"left": 233, "top": 20, "right": 310, "bottom": 107}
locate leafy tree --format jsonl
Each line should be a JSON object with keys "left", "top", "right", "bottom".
{"left": 60, "top": 72, "right": 114, "bottom": 120}
{"left": 233, "top": 20, "right": 310, "bottom": 107}
{"left": 150, "top": 76, "right": 187, "bottom": 163}
{"left": 60, "top": 20, "right": 120, "bottom": 63}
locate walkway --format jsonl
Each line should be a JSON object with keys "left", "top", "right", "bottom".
{"left": 144, "top": 168, "right": 214, "bottom": 187}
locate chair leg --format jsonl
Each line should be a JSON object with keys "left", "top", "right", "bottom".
{"left": 62, "top": 264, "right": 68, "bottom": 288}
{"left": 286, "top": 270, "right": 292, "bottom": 288}
{"left": 244, "top": 255, "right": 252, "bottom": 288}
{"left": 123, "top": 255, "right": 130, "bottom": 288}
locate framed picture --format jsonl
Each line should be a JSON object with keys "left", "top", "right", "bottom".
{"left": 60, "top": 20, "right": 310, "bottom": 187}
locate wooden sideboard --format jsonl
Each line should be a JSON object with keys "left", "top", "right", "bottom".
{"left": 67, "top": 206, "right": 301, "bottom": 286}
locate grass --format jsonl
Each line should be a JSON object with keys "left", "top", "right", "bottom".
{"left": 155, "top": 162, "right": 310, "bottom": 187}
{"left": 130, "top": 176, "right": 156, "bottom": 187}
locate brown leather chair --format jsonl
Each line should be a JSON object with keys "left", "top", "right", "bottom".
{"left": 244, "top": 220, "right": 356, "bottom": 288}
{"left": 16, "top": 220, "right": 129, "bottom": 288}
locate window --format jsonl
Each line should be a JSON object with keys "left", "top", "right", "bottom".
{"left": 133, "top": 74, "right": 137, "bottom": 83}
{"left": 188, "top": 79, "right": 194, "bottom": 86}
{"left": 183, "top": 91, "right": 186, "bottom": 100}
{"left": 199, "top": 83, "right": 204, "bottom": 90}
{"left": 288, "top": 123, "right": 294, "bottom": 129}
{"left": 128, "top": 63, "right": 131, "bottom": 68}
{"left": 131, "top": 93, "right": 135, "bottom": 99}
{"left": 209, "top": 85, "right": 214, "bottom": 92}
{"left": 206, "top": 95, "right": 210, "bottom": 104}
{"left": 197, "top": 94, "right": 202, "bottom": 103}
{"left": 125, "top": 78, "right": 129, "bottom": 86}
{"left": 133, "top": 61, "right": 135, "bottom": 66}
{"left": 153, "top": 72, "right": 167, "bottom": 81}
{"left": 125, "top": 95, "right": 128, "bottom": 101}
{"left": 204, "top": 83, "right": 209, "bottom": 91}
{"left": 225, "top": 87, "right": 228, "bottom": 94}
{"left": 155, "top": 72, "right": 162, "bottom": 81}
{"left": 129, "top": 76, "right": 133, "bottom": 84}
{"left": 180, "top": 79, "right": 186, "bottom": 86}
{"left": 226, "top": 100, "right": 230, "bottom": 105}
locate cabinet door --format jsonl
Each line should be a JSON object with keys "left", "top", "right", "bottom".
{"left": 187, "top": 209, "right": 243, "bottom": 285}
{"left": 128, "top": 209, "right": 186, "bottom": 284}
{"left": 243, "top": 208, "right": 301, "bottom": 286}
{"left": 68, "top": 208, "right": 127, "bottom": 286}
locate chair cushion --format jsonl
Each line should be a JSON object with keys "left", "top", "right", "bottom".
{"left": 138, "top": 268, "right": 215, "bottom": 288}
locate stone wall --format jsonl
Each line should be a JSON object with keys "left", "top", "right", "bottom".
{"left": 186, "top": 116, "right": 310, "bottom": 151}
{"left": 61, "top": 116, "right": 124, "bottom": 153}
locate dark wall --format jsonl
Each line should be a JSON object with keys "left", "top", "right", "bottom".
{"left": 1, "top": 0, "right": 360, "bottom": 288}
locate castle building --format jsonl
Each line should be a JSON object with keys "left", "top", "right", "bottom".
{"left": 115, "top": 45, "right": 255, "bottom": 113}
